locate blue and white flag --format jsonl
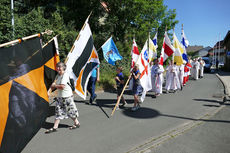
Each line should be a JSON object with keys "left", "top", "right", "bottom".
{"left": 181, "top": 29, "right": 189, "bottom": 62}
{"left": 101, "top": 37, "right": 123, "bottom": 65}
{"left": 152, "top": 32, "right": 158, "bottom": 49}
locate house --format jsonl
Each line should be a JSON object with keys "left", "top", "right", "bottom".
{"left": 186, "top": 45, "right": 203, "bottom": 53}
{"left": 209, "top": 40, "right": 225, "bottom": 66}
{"left": 223, "top": 30, "right": 230, "bottom": 71}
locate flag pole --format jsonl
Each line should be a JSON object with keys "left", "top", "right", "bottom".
{"left": 42, "top": 35, "right": 59, "bottom": 48}
{"left": 0, "top": 29, "right": 53, "bottom": 48}
{"left": 147, "top": 31, "right": 150, "bottom": 62}
{"left": 172, "top": 27, "right": 175, "bottom": 64}
{"left": 111, "top": 37, "right": 142, "bottom": 116}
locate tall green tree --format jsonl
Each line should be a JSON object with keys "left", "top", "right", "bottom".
{"left": 0, "top": 0, "right": 13, "bottom": 43}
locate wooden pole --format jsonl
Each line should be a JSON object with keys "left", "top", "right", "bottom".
{"left": 172, "top": 27, "right": 175, "bottom": 63}
{"left": 42, "top": 35, "right": 58, "bottom": 48}
{"left": 111, "top": 74, "right": 132, "bottom": 116}
{"left": 111, "top": 35, "right": 142, "bottom": 116}
{"left": 0, "top": 29, "right": 53, "bottom": 48}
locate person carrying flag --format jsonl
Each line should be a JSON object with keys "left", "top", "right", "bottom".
{"left": 115, "top": 67, "right": 127, "bottom": 109}
{"left": 131, "top": 65, "right": 143, "bottom": 111}
{"left": 45, "top": 62, "right": 80, "bottom": 134}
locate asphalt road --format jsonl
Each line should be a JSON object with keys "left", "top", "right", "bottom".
{"left": 22, "top": 73, "right": 225, "bottom": 153}
{"left": 149, "top": 104, "right": 230, "bottom": 153}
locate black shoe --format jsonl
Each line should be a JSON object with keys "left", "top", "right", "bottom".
{"left": 92, "top": 94, "right": 97, "bottom": 103}
{"left": 181, "top": 86, "right": 183, "bottom": 91}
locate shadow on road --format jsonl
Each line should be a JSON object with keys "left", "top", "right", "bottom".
{"left": 193, "top": 98, "right": 220, "bottom": 103}
{"left": 122, "top": 107, "right": 160, "bottom": 119}
{"left": 42, "top": 121, "right": 69, "bottom": 129}
{"left": 161, "top": 105, "right": 230, "bottom": 124}
{"left": 193, "top": 98, "right": 230, "bottom": 106}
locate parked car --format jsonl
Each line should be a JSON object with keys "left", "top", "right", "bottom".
{"left": 202, "top": 57, "right": 211, "bottom": 72}
{"left": 218, "top": 62, "right": 224, "bottom": 68}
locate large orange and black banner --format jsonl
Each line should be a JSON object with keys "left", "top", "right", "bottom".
{"left": 0, "top": 38, "right": 59, "bottom": 153}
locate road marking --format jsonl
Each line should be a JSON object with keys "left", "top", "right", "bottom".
{"left": 126, "top": 105, "right": 225, "bottom": 153}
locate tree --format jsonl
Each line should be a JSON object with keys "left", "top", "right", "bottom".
{"left": 0, "top": 0, "right": 13, "bottom": 44}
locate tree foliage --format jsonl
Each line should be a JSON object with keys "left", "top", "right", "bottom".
{"left": 0, "top": 0, "right": 178, "bottom": 89}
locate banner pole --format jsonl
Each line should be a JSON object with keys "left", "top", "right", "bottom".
{"left": 111, "top": 37, "right": 143, "bottom": 116}
{"left": 0, "top": 29, "right": 53, "bottom": 48}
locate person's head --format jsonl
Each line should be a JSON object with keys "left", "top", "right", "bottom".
{"left": 56, "top": 62, "right": 66, "bottom": 75}
{"left": 150, "top": 61, "right": 154, "bottom": 66}
{"left": 116, "top": 67, "right": 123, "bottom": 73}
{"left": 174, "top": 62, "right": 177, "bottom": 65}
{"left": 154, "top": 59, "right": 158, "bottom": 64}
{"left": 168, "top": 60, "right": 172, "bottom": 65}
{"left": 133, "top": 65, "right": 139, "bottom": 72}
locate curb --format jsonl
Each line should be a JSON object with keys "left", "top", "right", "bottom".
{"left": 215, "top": 73, "right": 229, "bottom": 96}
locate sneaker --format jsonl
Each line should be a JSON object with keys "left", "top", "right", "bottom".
{"left": 165, "top": 90, "right": 169, "bottom": 94}
{"left": 116, "top": 106, "right": 120, "bottom": 110}
{"left": 121, "top": 101, "right": 127, "bottom": 107}
{"left": 155, "top": 93, "right": 160, "bottom": 96}
{"left": 131, "top": 106, "right": 138, "bottom": 111}
{"left": 92, "top": 94, "right": 97, "bottom": 103}
{"left": 136, "top": 104, "right": 140, "bottom": 109}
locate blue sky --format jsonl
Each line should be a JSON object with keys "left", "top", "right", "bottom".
{"left": 164, "top": 0, "right": 230, "bottom": 47}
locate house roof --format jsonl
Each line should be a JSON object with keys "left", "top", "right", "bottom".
{"left": 223, "top": 30, "right": 230, "bottom": 45}
{"left": 213, "top": 40, "right": 224, "bottom": 49}
{"left": 186, "top": 45, "right": 203, "bottom": 52}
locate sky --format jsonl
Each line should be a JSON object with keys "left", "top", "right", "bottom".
{"left": 164, "top": 0, "right": 230, "bottom": 47}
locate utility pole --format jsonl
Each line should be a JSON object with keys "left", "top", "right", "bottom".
{"left": 11, "top": 0, "right": 15, "bottom": 39}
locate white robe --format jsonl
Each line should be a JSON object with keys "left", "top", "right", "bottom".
{"left": 178, "top": 65, "right": 184, "bottom": 86}
{"left": 165, "top": 65, "right": 179, "bottom": 91}
{"left": 165, "top": 65, "right": 172, "bottom": 90}
{"left": 151, "top": 65, "right": 164, "bottom": 94}
{"left": 199, "top": 60, "right": 205, "bottom": 77}
{"left": 175, "top": 66, "right": 181, "bottom": 89}
{"left": 193, "top": 61, "right": 199, "bottom": 80}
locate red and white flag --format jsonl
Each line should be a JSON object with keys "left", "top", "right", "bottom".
{"left": 131, "top": 38, "right": 140, "bottom": 68}
{"left": 136, "top": 41, "right": 152, "bottom": 92}
{"left": 159, "top": 32, "right": 175, "bottom": 65}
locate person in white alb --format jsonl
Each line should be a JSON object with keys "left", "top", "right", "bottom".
{"left": 199, "top": 58, "right": 205, "bottom": 78}
{"left": 165, "top": 62, "right": 180, "bottom": 93}
{"left": 193, "top": 58, "right": 200, "bottom": 80}
{"left": 151, "top": 59, "right": 164, "bottom": 97}
{"left": 165, "top": 60, "right": 173, "bottom": 93}
{"left": 178, "top": 63, "right": 185, "bottom": 90}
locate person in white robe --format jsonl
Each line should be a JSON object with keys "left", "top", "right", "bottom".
{"left": 165, "top": 60, "right": 172, "bottom": 93}
{"left": 199, "top": 58, "right": 205, "bottom": 78}
{"left": 193, "top": 58, "right": 200, "bottom": 80}
{"left": 165, "top": 62, "right": 179, "bottom": 93}
{"left": 178, "top": 63, "right": 185, "bottom": 90}
{"left": 151, "top": 60, "right": 164, "bottom": 96}
{"left": 175, "top": 65, "right": 181, "bottom": 90}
